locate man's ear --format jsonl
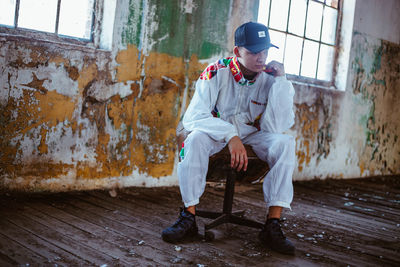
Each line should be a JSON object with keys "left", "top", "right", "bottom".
{"left": 233, "top": 46, "right": 241, "bottom": 57}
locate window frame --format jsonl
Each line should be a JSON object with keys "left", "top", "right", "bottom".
{"left": 0, "top": 0, "right": 105, "bottom": 49}
{"left": 258, "top": 0, "right": 344, "bottom": 89}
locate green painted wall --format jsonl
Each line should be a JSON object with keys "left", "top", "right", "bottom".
{"left": 349, "top": 31, "right": 400, "bottom": 174}
{"left": 122, "top": 0, "right": 231, "bottom": 59}
{"left": 122, "top": 0, "right": 144, "bottom": 46}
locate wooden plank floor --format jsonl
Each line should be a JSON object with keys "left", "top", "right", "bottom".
{"left": 0, "top": 175, "right": 399, "bottom": 266}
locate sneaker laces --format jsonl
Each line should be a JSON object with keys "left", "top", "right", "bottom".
{"left": 172, "top": 209, "right": 194, "bottom": 228}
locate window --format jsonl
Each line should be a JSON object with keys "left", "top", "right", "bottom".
{"left": 0, "top": 0, "right": 95, "bottom": 40}
{"left": 0, "top": 0, "right": 116, "bottom": 50}
{"left": 258, "top": 0, "right": 343, "bottom": 87}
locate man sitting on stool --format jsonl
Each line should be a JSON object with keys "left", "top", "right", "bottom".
{"left": 162, "top": 22, "right": 296, "bottom": 255}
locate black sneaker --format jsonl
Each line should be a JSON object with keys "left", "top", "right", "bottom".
{"left": 259, "top": 218, "right": 295, "bottom": 255}
{"left": 162, "top": 208, "right": 198, "bottom": 243}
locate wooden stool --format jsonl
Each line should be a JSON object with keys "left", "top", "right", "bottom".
{"left": 176, "top": 122, "right": 270, "bottom": 240}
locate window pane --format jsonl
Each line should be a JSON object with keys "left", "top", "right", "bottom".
{"left": 58, "top": 0, "right": 94, "bottom": 39}
{"left": 18, "top": 0, "right": 58, "bottom": 32}
{"left": 0, "top": 0, "right": 16, "bottom": 26}
{"left": 284, "top": 35, "right": 303, "bottom": 75}
{"left": 257, "top": 0, "right": 270, "bottom": 27}
{"left": 317, "top": 44, "right": 334, "bottom": 81}
{"left": 300, "top": 40, "right": 319, "bottom": 78}
{"left": 326, "top": 0, "right": 339, "bottom": 8}
{"left": 269, "top": 0, "right": 289, "bottom": 31}
{"left": 321, "top": 6, "right": 337, "bottom": 45}
{"left": 268, "top": 30, "right": 286, "bottom": 63}
{"left": 305, "top": 1, "right": 323, "bottom": 41}
{"left": 258, "top": 0, "right": 340, "bottom": 83}
{"left": 288, "top": 0, "right": 307, "bottom": 36}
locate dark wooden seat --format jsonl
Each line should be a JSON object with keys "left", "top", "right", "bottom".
{"left": 176, "top": 122, "right": 269, "bottom": 239}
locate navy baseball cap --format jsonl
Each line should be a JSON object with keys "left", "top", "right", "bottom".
{"left": 234, "top": 22, "right": 278, "bottom": 53}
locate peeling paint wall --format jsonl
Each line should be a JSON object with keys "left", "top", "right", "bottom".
{"left": 292, "top": 86, "right": 343, "bottom": 178}
{"left": 0, "top": 0, "right": 237, "bottom": 191}
{"left": 341, "top": 33, "right": 400, "bottom": 177}
{"left": 292, "top": 0, "right": 400, "bottom": 179}
{"left": 1, "top": 0, "right": 399, "bottom": 192}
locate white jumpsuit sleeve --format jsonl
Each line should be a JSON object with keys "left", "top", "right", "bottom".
{"left": 260, "top": 76, "right": 295, "bottom": 133}
{"left": 183, "top": 78, "right": 238, "bottom": 143}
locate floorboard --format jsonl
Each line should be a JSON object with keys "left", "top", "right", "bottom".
{"left": 0, "top": 233, "right": 44, "bottom": 266}
{"left": 0, "top": 175, "right": 399, "bottom": 266}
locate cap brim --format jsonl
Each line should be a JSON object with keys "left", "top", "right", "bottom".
{"left": 269, "top": 43, "right": 279, "bottom": 49}
{"left": 244, "top": 43, "right": 279, "bottom": 53}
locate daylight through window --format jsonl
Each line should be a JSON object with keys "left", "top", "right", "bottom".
{"left": 258, "top": 0, "right": 340, "bottom": 83}
{"left": 0, "top": 0, "right": 95, "bottom": 40}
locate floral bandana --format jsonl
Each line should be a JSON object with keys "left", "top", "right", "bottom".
{"left": 229, "top": 57, "right": 257, "bottom": 86}
{"left": 199, "top": 57, "right": 260, "bottom": 86}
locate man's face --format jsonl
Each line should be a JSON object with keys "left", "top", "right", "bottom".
{"left": 236, "top": 47, "right": 269, "bottom": 73}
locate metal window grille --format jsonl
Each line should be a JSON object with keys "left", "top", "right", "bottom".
{"left": 258, "top": 0, "right": 341, "bottom": 86}
{"left": 0, "top": 0, "right": 96, "bottom": 41}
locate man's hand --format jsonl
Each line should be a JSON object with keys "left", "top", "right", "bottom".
{"left": 228, "top": 136, "right": 248, "bottom": 172}
{"left": 265, "top": 61, "right": 285, "bottom": 77}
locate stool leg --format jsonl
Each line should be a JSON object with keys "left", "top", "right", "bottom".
{"left": 196, "top": 210, "right": 221, "bottom": 219}
{"left": 223, "top": 169, "right": 236, "bottom": 214}
{"left": 198, "top": 168, "right": 264, "bottom": 234}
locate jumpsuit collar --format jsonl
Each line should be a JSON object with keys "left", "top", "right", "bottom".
{"left": 230, "top": 56, "right": 260, "bottom": 86}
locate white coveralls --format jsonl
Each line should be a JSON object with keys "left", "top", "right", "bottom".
{"left": 178, "top": 57, "right": 296, "bottom": 210}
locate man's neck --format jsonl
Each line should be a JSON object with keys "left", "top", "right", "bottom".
{"left": 238, "top": 61, "right": 258, "bottom": 81}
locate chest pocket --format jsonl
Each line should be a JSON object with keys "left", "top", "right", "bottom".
{"left": 247, "top": 99, "right": 266, "bottom": 130}
{"left": 250, "top": 99, "right": 267, "bottom": 115}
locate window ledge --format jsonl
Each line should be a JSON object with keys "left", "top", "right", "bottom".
{"left": 286, "top": 74, "right": 338, "bottom": 90}
{"left": 0, "top": 27, "right": 111, "bottom": 54}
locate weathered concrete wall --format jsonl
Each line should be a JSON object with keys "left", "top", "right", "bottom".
{"left": 352, "top": 0, "right": 400, "bottom": 44}
{"left": 0, "top": 0, "right": 250, "bottom": 191}
{"left": 293, "top": 0, "right": 400, "bottom": 179}
{"left": 339, "top": 33, "right": 400, "bottom": 177}
{"left": 1, "top": 0, "right": 399, "bottom": 191}
{"left": 292, "top": 35, "right": 400, "bottom": 179}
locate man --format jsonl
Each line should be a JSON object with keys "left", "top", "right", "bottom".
{"left": 162, "top": 22, "right": 296, "bottom": 255}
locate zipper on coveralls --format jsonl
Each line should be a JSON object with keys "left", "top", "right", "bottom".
{"left": 235, "top": 85, "right": 245, "bottom": 115}
{"left": 233, "top": 85, "right": 246, "bottom": 138}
